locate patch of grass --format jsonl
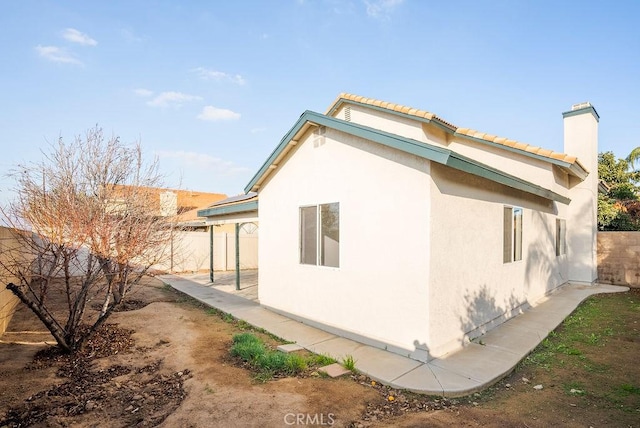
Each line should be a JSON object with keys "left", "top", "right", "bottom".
{"left": 615, "top": 384, "right": 640, "bottom": 397}
{"left": 229, "top": 333, "right": 316, "bottom": 381}
{"left": 343, "top": 355, "right": 357, "bottom": 372}
{"left": 510, "top": 291, "right": 640, "bottom": 424}
{"left": 230, "top": 333, "right": 266, "bottom": 361}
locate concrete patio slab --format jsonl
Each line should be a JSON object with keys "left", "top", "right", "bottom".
{"left": 388, "top": 364, "right": 444, "bottom": 395}
{"left": 431, "top": 343, "right": 522, "bottom": 384}
{"left": 306, "top": 337, "right": 363, "bottom": 358}
{"left": 478, "top": 322, "right": 543, "bottom": 355}
{"left": 265, "top": 320, "right": 338, "bottom": 346}
{"left": 350, "top": 346, "right": 422, "bottom": 383}
{"left": 159, "top": 274, "right": 629, "bottom": 397}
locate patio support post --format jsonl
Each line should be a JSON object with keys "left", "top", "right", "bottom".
{"left": 209, "top": 225, "right": 214, "bottom": 283}
{"left": 235, "top": 222, "right": 241, "bottom": 290}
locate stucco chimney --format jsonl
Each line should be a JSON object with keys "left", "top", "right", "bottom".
{"left": 563, "top": 102, "right": 599, "bottom": 284}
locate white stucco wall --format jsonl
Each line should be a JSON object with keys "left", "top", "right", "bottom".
{"left": 427, "top": 164, "right": 570, "bottom": 357}
{"left": 258, "top": 126, "right": 433, "bottom": 357}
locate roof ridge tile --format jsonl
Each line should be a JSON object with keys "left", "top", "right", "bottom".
{"left": 330, "top": 93, "right": 579, "bottom": 166}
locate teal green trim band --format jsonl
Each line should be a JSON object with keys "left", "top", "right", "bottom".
{"left": 244, "top": 110, "right": 452, "bottom": 193}
{"left": 330, "top": 98, "right": 585, "bottom": 175}
{"left": 562, "top": 106, "right": 599, "bottom": 122}
{"left": 446, "top": 154, "right": 571, "bottom": 204}
{"left": 245, "top": 111, "right": 570, "bottom": 204}
{"left": 198, "top": 200, "right": 258, "bottom": 218}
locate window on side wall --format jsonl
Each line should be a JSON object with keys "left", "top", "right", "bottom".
{"left": 300, "top": 202, "right": 340, "bottom": 267}
{"left": 556, "top": 218, "right": 566, "bottom": 256}
{"left": 503, "top": 206, "right": 523, "bottom": 263}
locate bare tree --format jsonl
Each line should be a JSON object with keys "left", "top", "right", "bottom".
{"left": 1, "top": 126, "right": 173, "bottom": 353}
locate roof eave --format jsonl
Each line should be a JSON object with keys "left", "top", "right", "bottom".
{"left": 197, "top": 200, "right": 259, "bottom": 218}
{"left": 247, "top": 112, "right": 569, "bottom": 205}
{"left": 446, "top": 154, "right": 571, "bottom": 205}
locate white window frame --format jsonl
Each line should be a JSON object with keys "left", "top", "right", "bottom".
{"left": 300, "top": 202, "right": 340, "bottom": 268}
{"left": 503, "top": 206, "right": 523, "bottom": 263}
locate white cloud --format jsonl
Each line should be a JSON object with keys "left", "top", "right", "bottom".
{"left": 134, "top": 88, "right": 154, "bottom": 97}
{"left": 119, "top": 28, "right": 145, "bottom": 43}
{"left": 156, "top": 150, "right": 250, "bottom": 176}
{"left": 146, "top": 91, "right": 202, "bottom": 107}
{"left": 62, "top": 28, "right": 97, "bottom": 46}
{"left": 364, "top": 0, "right": 403, "bottom": 18}
{"left": 197, "top": 106, "right": 241, "bottom": 121}
{"left": 192, "top": 67, "right": 246, "bottom": 85}
{"left": 35, "top": 45, "right": 82, "bottom": 65}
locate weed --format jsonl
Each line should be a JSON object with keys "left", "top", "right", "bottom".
{"left": 230, "top": 333, "right": 265, "bottom": 361}
{"left": 206, "top": 308, "right": 222, "bottom": 317}
{"left": 237, "top": 320, "right": 251, "bottom": 330}
{"left": 343, "top": 355, "right": 357, "bottom": 372}
{"left": 285, "top": 354, "right": 308, "bottom": 374}
{"left": 616, "top": 384, "right": 640, "bottom": 396}
{"left": 256, "top": 351, "right": 289, "bottom": 372}
{"left": 309, "top": 354, "right": 336, "bottom": 366}
{"left": 204, "top": 384, "right": 215, "bottom": 394}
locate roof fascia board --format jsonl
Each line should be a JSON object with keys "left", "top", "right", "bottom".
{"left": 244, "top": 111, "right": 316, "bottom": 193}
{"left": 446, "top": 153, "right": 571, "bottom": 204}
{"left": 197, "top": 200, "right": 258, "bottom": 218}
{"left": 566, "top": 163, "right": 588, "bottom": 181}
{"left": 246, "top": 111, "right": 569, "bottom": 204}
{"left": 331, "top": 98, "right": 584, "bottom": 179}
{"left": 562, "top": 105, "right": 600, "bottom": 122}
{"left": 244, "top": 111, "right": 452, "bottom": 193}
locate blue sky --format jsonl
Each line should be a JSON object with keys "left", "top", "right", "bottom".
{"left": 1, "top": 0, "right": 639, "bottom": 202}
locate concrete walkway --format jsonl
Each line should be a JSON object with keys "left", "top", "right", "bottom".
{"left": 159, "top": 274, "right": 628, "bottom": 397}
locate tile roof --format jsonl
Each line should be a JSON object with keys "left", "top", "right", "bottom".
{"left": 329, "top": 93, "right": 584, "bottom": 169}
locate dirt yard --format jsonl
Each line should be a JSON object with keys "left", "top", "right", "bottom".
{"left": 1, "top": 279, "right": 638, "bottom": 427}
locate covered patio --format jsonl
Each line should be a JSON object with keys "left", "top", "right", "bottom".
{"left": 178, "top": 270, "right": 259, "bottom": 302}
{"left": 196, "top": 193, "right": 259, "bottom": 294}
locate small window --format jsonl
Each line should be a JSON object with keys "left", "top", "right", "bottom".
{"left": 300, "top": 203, "right": 340, "bottom": 267}
{"left": 503, "top": 206, "right": 523, "bottom": 263}
{"left": 300, "top": 206, "right": 317, "bottom": 265}
{"left": 556, "top": 218, "right": 566, "bottom": 256}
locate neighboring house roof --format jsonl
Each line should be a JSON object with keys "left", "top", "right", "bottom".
{"left": 326, "top": 93, "right": 588, "bottom": 179}
{"left": 244, "top": 110, "right": 571, "bottom": 204}
{"left": 111, "top": 185, "right": 227, "bottom": 220}
{"left": 197, "top": 192, "right": 258, "bottom": 218}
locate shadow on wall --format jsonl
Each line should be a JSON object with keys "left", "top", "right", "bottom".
{"left": 525, "top": 209, "right": 562, "bottom": 296}
{"left": 458, "top": 284, "right": 523, "bottom": 346}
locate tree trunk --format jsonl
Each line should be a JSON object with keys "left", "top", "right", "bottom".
{"left": 6, "top": 282, "right": 72, "bottom": 353}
